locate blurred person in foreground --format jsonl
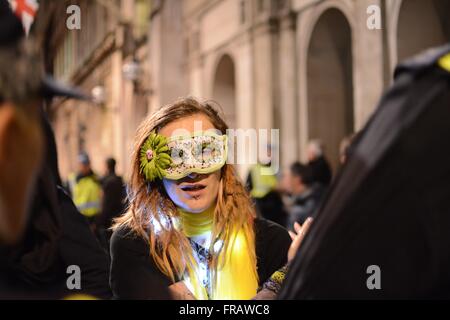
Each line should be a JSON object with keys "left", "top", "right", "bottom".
{"left": 279, "top": 44, "right": 450, "bottom": 299}
{"left": 0, "top": 0, "right": 111, "bottom": 299}
{"left": 282, "top": 162, "right": 326, "bottom": 231}
{"left": 0, "top": 5, "right": 44, "bottom": 249}
{"left": 306, "top": 140, "right": 332, "bottom": 187}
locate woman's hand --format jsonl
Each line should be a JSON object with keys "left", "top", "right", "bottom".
{"left": 168, "top": 281, "right": 196, "bottom": 300}
{"left": 254, "top": 219, "right": 313, "bottom": 300}
{"left": 288, "top": 217, "right": 313, "bottom": 262}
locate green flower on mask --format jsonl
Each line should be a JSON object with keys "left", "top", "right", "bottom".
{"left": 140, "top": 131, "right": 172, "bottom": 182}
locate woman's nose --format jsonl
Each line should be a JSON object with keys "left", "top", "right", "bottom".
{"left": 187, "top": 172, "right": 199, "bottom": 179}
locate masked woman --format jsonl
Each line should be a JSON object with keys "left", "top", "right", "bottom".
{"left": 110, "top": 97, "right": 310, "bottom": 300}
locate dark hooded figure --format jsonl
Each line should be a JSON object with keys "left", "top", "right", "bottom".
{"left": 0, "top": 0, "right": 111, "bottom": 299}
{"left": 279, "top": 44, "right": 450, "bottom": 299}
{"left": 95, "top": 157, "right": 127, "bottom": 250}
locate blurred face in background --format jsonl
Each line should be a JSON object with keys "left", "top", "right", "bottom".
{"left": 282, "top": 169, "right": 295, "bottom": 195}
{"left": 306, "top": 144, "right": 317, "bottom": 162}
{"left": 307, "top": 141, "right": 324, "bottom": 163}
{"left": 0, "top": 100, "right": 44, "bottom": 244}
{"left": 282, "top": 169, "right": 305, "bottom": 196}
{"left": 160, "top": 114, "right": 221, "bottom": 213}
{"left": 78, "top": 162, "right": 90, "bottom": 175}
{"left": 105, "top": 158, "right": 116, "bottom": 175}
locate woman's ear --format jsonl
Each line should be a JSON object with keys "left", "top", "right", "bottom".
{"left": 0, "top": 102, "right": 44, "bottom": 245}
{"left": 0, "top": 104, "right": 16, "bottom": 165}
{"left": 0, "top": 104, "right": 24, "bottom": 243}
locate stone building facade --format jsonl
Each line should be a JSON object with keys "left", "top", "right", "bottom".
{"left": 47, "top": 0, "right": 450, "bottom": 180}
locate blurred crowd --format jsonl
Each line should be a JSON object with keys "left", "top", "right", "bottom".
{"left": 63, "top": 155, "right": 127, "bottom": 252}
{"left": 247, "top": 137, "right": 353, "bottom": 231}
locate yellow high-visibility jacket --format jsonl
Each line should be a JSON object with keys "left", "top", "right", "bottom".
{"left": 249, "top": 163, "right": 278, "bottom": 199}
{"left": 73, "top": 175, "right": 101, "bottom": 218}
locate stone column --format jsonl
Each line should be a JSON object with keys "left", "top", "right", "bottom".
{"left": 111, "top": 25, "right": 125, "bottom": 176}
{"left": 278, "top": 12, "right": 298, "bottom": 171}
{"left": 235, "top": 36, "right": 255, "bottom": 179}
{"left": 252, "top": 23, "right": 274, "bottom": 132}
{"left": 352, "top": 0, "right": 385, "bottom": 130}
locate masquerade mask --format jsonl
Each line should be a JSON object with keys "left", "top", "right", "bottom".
{"left": 140, "top": 131, "right": 228, "bottom": 182}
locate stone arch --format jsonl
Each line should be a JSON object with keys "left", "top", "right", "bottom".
{"left": 212, "top": 54, "right": 237, "bottom": 129}
{"left": 306, "top": 8, "right": 354, "bottom": 169}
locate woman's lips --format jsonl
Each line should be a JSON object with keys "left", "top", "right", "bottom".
{"left": 180, "top": 183, "right": 207, "bottom": 197}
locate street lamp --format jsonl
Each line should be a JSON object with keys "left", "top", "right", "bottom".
{"left": 91, "top": 85, "right": 106, "bottom": 105}
{"left": 122, "top": 60, "right": 141, "bottom": 81}
{"left": 122, "top": 59, "right": 152, "bottom": 95}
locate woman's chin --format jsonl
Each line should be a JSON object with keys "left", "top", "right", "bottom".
{"left": 179, "top": 199, "right": 211, "bottom": 213}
